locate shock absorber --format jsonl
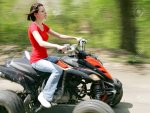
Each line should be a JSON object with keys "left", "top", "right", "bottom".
{"left": 92, "top": 81, "right": 102, "bottom": 99}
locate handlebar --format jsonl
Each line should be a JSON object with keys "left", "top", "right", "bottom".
{"left": 63, "top": 44, "right": 78, "bottom": 54}
{"left": 63, "top": 38, "right": 87, "bottom": 54}
{"left": 78, "top": 38, "right": 87, "bottom": 51}
{"left": 57, "top": 38, "right": 87, "bottom": 54}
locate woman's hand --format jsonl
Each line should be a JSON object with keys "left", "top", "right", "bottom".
{"left": 56, "top": 45, "right": 67, "bottom": 53}
{"left": 75, "top": 37, "right": 82, "bottom": 42}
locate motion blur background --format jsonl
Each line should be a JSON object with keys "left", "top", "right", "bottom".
{"left": 0, "top": 0, "right": 149, "bottom": 62}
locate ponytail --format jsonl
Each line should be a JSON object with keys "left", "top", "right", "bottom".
{"left": 27, "top": 3, "right": 43, "bottom": 21}
{"left": 27, "top": 13, "right": 36, "bottom": 21}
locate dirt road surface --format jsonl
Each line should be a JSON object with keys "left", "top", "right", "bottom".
{"left": 0, "top": 47, "right": 150, "bottom": 113}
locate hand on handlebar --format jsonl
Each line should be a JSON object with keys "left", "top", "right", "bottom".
{"left": 57, "top": 44, "right": 77, "bottom": 54}
{"left": 57, "top": 45, "right": 67, "bottom": 53}
{"left": 75, "top": 37, "right": 87, "bottom": 43}
{"left": 76, "top": 37, "right": 82, "bottom": 42}
{"left": 57, "top": 37, "right": 87, "bottom": 54}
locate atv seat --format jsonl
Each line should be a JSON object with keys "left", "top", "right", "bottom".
{"left": 9, "top": 51, "right": 51, "bottom": 78}
{"left": 24, "top": 50, "right": 30, "bottom": 61}
{"left": 9, "top": 57, "right": 37, "bottom": 75}
{"left": 8, "top": 51, "right": 37, "bottom": 76}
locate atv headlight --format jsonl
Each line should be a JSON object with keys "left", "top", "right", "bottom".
{"left": 89, "top": 74, "right": 101, "bottom": 81}
{"left": 0, "top": 72, "right": 5, "bottom": 78}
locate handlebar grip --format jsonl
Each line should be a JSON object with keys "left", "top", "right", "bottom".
{"left": 57, "top": 49, "right": 63, "bottom": 53}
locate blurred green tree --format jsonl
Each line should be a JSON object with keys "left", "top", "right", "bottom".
{"left": 117, "top": 0, "right": 137, "bottom": 54}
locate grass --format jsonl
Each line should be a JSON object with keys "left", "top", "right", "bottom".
{"left": 98, "top": 48, "right": 150, "bottom": 64}
{"left": 0, "top": 0, "right": 149, "bottom": 63}
{"left": 0, "top": 0, "right": 34, "bottom": 47}
{"left": 112, "top": 54, "right": 150, "bottom": 64}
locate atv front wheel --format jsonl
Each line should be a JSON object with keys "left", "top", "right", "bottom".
{"left": 73, "top": 99, "right": 114, "bottom": 113}
{"left": 0, "top": 90, "right": 25, "bottom": 113}
{"left": 110, "top": 78, "right": 123, "bottom": 107}
{"left": 111, "top": 87, "right": 123, "bottom": 107}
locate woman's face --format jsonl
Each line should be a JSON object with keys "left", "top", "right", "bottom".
{"left": 34, "top": 6, "right": 47, "bottom": 20}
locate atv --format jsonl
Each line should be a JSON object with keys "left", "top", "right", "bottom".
{"left": 0, "top": 39, "right": 121, "bottom": 113}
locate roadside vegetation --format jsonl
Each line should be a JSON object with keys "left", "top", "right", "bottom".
{"left": 0, "top": 0, "right": 149, "bottom": 63}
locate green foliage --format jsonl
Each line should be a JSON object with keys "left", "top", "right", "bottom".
{"left": 0, "top": 0, "right": 149, "bottom": 57}
{"left": 59, "top": 0, "right": 120, "bottom": 49}
{"left": 135, "top": 0, "right": 150, "bottom": 56}
{"left": 0, "top": 0, "right": 34, "bottom": 47}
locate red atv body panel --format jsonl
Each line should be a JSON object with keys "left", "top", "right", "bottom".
{"left": 85, "top": 56, "right": 112, "bottom": 80}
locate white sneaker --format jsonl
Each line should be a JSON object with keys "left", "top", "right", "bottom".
{"left": 38, "top": 92, "right": 51, "bottom": 108}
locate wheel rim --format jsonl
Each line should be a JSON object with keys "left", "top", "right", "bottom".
{"left": 0, "top": 106, "right": 8, "bottom": 113}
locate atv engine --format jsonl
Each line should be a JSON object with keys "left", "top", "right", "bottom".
{"left": 53, "top": 89, "right": 78, "bottom": 104}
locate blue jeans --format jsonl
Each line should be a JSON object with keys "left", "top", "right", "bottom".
{"left": 31, "top": 56, "right": 63, "bottom": 102}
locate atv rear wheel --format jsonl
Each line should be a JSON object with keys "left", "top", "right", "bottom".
{"left": 73, "top": 99, "right": 114, "bottom": 113}
{"left": 0, "top": 90, "right": 25, "bottom": 113}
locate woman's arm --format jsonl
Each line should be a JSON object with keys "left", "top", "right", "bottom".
{"left": 48, "top": 29, "right": 79, "bottom": 40}
{"left": 32, "top": 30, "right": 65, "bottom": 50}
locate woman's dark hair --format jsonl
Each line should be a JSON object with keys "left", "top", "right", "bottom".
{"left": 27, "top": 3, "right": 43, "bottom": 21}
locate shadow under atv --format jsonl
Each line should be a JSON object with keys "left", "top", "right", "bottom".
{"left": 37, "top": 104, "right": 75, "bottom": 113}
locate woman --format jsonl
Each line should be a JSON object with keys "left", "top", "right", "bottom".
{"left": 27, "top": 3, "right": 79, "bottom": 108}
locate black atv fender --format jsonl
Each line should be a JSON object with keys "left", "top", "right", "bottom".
{"left": 65, "top": 68, "right": 94, "bottom": 82}
{"left": 0, "top": 65, "right": 34, "bottom": 93}
{"left": 67, "top": 67, "right": 102, "bottom": 82}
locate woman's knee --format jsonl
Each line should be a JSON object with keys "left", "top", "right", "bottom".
{"left": 52, "top": 68, "right": 63, "bottom": 76}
